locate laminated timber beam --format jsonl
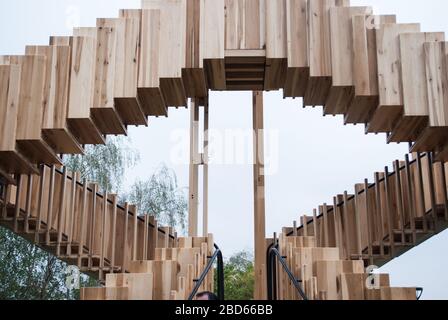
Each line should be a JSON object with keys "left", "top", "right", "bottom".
{"left": 253, "top": 91, "right": 267, "bottom": 300}
{"left": 2, "top": 0, "right": 448, "bottom": 176}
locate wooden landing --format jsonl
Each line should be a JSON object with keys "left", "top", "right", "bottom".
{"left": 225, "top": 50, "right": 266, "bottom": 91}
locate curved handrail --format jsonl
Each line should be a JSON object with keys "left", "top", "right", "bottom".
{"left": 416, "top": 287, "right": 424, "bottom": 300}
{"left": 267, "top": 244, "right": 308, "bottom": 301}
{"left": 188, "top": 244, "right": 224, "bottom": 301}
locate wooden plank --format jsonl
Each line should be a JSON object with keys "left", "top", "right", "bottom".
{"left": 253, "top": 91, "right": 266, "bottom": 300}
{"left": 35, "top": 165, "right": 46, "bottom": 241}
{"left": 138, "top": 9, "right": 167, "bottom": 116}
{"left": 13, "top": 175, "right": 22, "bottom": 232}
{"left": 77, "top": 178, "right": 89, "bottom": 268}
{"left": 201, "top": 0, "right": 226, "bottom": 90}
{"left": 413, "top": 41, "right": 448, "bottom": 152}
{"left": 56, "top": 167, "right": 67, "bottom": 256}
{"left": 99, "top": 192, "right": 108, "bottom": 280}
{"left": 383, "top": 166, "right": 396, "bottom": 256}
{"left": 62, "top": 33, "right": 105, "bottom": 145}
{"left": 203, "top": 99, "right": 209, "bottom": 236}
{"left": 389, "top": 32, "right": 445, "bottom": 143}
{"left": 367, "top": 23, "right": 421, "bottom": 133}
{"left": 66, "top": 171, "right": 78, "bottom": 256}
{"left": 88, "top": 183, "right": 98, "bottom": 268}
{"left": 91, "top": 19, "right": 127, "bottom": 135}
{"left": 404, "top": 155, "right": 417, "bottom": 244}
{"left": 394, "top": 160, "right": 406, "bottom": 240}
{"left": 129, "top": 260, "right": 179, "bottom": 300}
{"left": 45, "top": 166, "right": 56, "bottom": 245}
{"left": 24, "top": 174, "right": 33, "bottom": 233}
{"left": 122, "top": 203, "right": 129, "bottom": 272}
{"left": 354, "top": 185, "right": 363, "bottom": 259}
{"left": 0, "top": 64, "right": 37, "bottom": 175}
{"left": 374, "top": 172, "right": 385, "bottom": 257}
{"left": 188, "top": 99, "right": 199, "bottom": 237}
{"left": 132, "top": 205, "right": 138, "bottom": 261}
{"left": 225, "top": 0, "right": 265, "bottom": 51}
{"left": 340, "top": 273, "right": 364, "bottom": 300}
{"left": 25, "top": 45, "right": 83, "bottom": 154}
{"left": 106, "top": 273, "right": 153, "bottom": 300}
{"left": 284, "top": 0, "right": 309, "bottom": 98}
{"left": 304, "top": 0, "right": 349, "bottom": 106}
{"left": 265, "top": 0, "right": 287, "bottom": 90}
{"left": 7, "top": 55, "right": 61, "bottom": 165}
{"left": 325, "top": 6, "right": 372, "bottom": 116}
{"left": 364, "top": 180, "right": 374, "bottom": 265}
{"left": 113, "top": 11, "right": 148, "bottom": 127}
{"left": 380, "top": 287, "right": 417, "bottom": 300}
{"left": 110, "top": 195, "right": 118, "bottom": 270}
{"left": 346, "top": 15, "right": 397, "bottom": 124}
{"left": 142, "top": 0, "right": 187, "bottom": 107}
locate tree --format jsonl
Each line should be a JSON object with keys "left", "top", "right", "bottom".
{"left": 63, "top": 136, "right": 139, "bottom": 193}
{"left": 0, "top": 227, "right": 98, "bottom": 300}
{"left": 0, "top": 137, "right": 135, "bottom": 300}
{"left": 1, "top": 137, "right": 189, "bottom": 300}
{"left": 219, "top": 251, "right": 255, "bottom": 300}
{"left": 124, "top": 165, "right": 188, "bottom": 235}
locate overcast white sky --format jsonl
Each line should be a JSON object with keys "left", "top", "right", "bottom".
{"left": 0, "top": 0, "right": 447, "bottom": 299}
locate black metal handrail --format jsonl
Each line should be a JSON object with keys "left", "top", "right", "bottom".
{"left": 267, "top": 244, "right": 307, "bottom": 301}
{"left": 416, "top": 287, "right": 424, "bottom": 300}
{"left": 188, "top": 244, "right": 224, "bottom": 300}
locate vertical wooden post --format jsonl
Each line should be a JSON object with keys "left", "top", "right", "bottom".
{"left": 56, "top": 167, "right": 68, "bottom": 257}
{"left": 384, "top": 166, "right": 396, "bottom": 257}
{"left": 189, "top": 98, "right": 199, "bottom": 237}
{"left": 35, "top": 165, "right": 46, "bottom": 243}
{"left": 404, "top": 155, "right": 417, "bottom": 245}
{"left": 122, "top": 202, "right": 129, "bottom": 273}
{"left": 203, "top": 97, "right": 209, "bottom": 237}
{"left": 13, "top": 174, "right": 22, "bottom": 233}
{"left": 364, "top": 179, "right": 374, "bottom": 266}
{"left": 110, "top": 195, "right": 118, "bottom": 272}
{"left": 77, "top": 179, "right": 88, "bottom": 268}
{"left": 24, "top": 174, "right": 33, "bottom": 234}
{"left": 46, "top": 166, "right": 56, "bottom": 245}
{"left": 253, "top": 91, "right": 266, "bottom": 300}
{"left": 343, "top": 191, "right": 351, "bottom": 259}
{"left": 67, "top": 172, "right": 78, "bottom": 256}
{"left": 374, "top": 173, "right": 385, "bottom": 257}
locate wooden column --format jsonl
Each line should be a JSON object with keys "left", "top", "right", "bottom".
{"left": 189, "top": 96, "right": 210, "bottom": 237}
{"left": 253, "top": 91, "right": 266, "bottom": 300}
{"left": 202, "top": 98, "right": 210, "bottom": 237}
{"left": 188, "top": 99, "right": 200, "bottom": 237}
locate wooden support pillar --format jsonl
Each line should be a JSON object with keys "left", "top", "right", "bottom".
{"left": 203, "top": 98, "right": 210, "bottom": 237}
{"left": 189, "top": 96, "right": 210, "bottom": 237}
{"left": 253, "top": 91, "right": 266, "bottom": 300}
{"left": 188, "top": 98, "right": 200, "bottom": 237}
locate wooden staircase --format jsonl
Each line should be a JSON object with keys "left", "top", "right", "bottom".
{"left": 1, "top": 0, "right": 448, "bottom": 300}
{"left": 271, "top": 235, "right": 418, "bottom": 300}
{"left": 0, "top": 165, "right": 178, "bottom": 281}
{"left": 272, "top": 152, "right": 448, "bottom": 300}
{"left": 80, "top": 235, "right": 215, "bottom": 301}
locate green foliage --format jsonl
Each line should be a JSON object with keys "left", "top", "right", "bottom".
{"left": 219, "top": 251, "right": 255, "bottom": 301}
{"left": 0, "top": 137, "right": 188, "bottom": 300}
{"left": 63, "top": 136, "right": 139, "bottom": 193}
{"left": 0, "top": 137, "right": 134, "bottom": 300}
{"left": 0, "top": 227, "right": 101, "bottom": 300}
{"left": 124, "top": 165, "right": 188, "bottom": 235}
